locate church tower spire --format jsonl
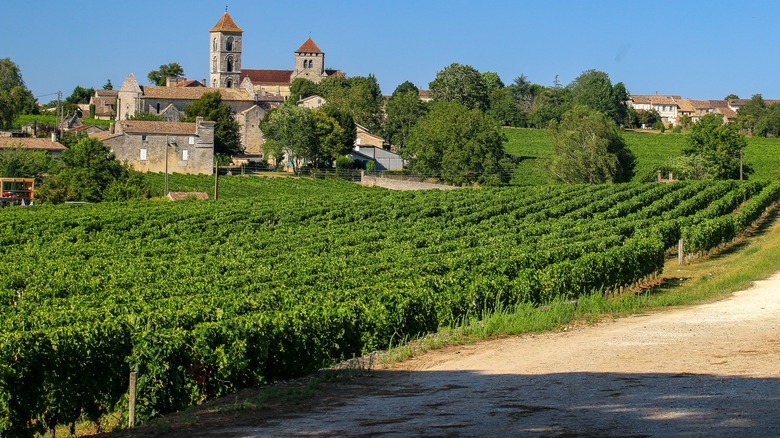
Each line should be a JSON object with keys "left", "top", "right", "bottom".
{"left": 209, "top": 11, "right": 243, "bottom": 88}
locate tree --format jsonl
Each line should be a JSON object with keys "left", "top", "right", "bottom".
{"left": 36, "top": 137, "right": 126, "bottom": 203}
{"left": 127, "top": 112, "right": 167, "bottom": 122}
{"left": 103, "top": 79, "right": 113, "bottom": 90}
{"left": 481, "top": 72, "right": 505, "bottom": 94}
{"left": 429, "top": 63, "right": 489, "bottom": 111}
{"left": 567, "top": 69, "right": 628, "bottom": 126}
{"left": 0, "top": 147, "right": 58, "bottom": 179}
{"left": 737, "top": 94, "right": 766, "bottom": 135}
{"left": 405, "top": 101, "right": 510, "bottom": 185}
{"left": 181, "top": 91, "right": 242, "bottom": 159}
{"left": 147, "top": 62, "right": 185, "bottom": 86}
{"left": 724, "top": 94, "right": 739, "bottom": 100}
{"left": 65, "top": 85, "right": 95, "bottom": 105}
{"left": 320, "top": 105, "right": 357, "bottom": 153}
{"left": 684, "top": 113, "right": 747, "bottom": 179}
{"left": 0, "top": 58, "right": 38, "bottom": 128}
{"left": 288, "top": 78, "right": 318, "bottom": 103}
{"left": 319, "top": 75, "right": 384, "bottom": 132}
{"left": 549, "top": 105, "right": 635, "bottom": 184}
{"left": 487, "top": 87, "right": 524, "bottom": 127}
{"left": 260, "top": 105, "right": 317, "bottom": 174}
{"left": 381, "top": 81, "right": 427, "bottom": 152}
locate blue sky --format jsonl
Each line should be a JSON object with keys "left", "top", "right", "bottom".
{"left": 3, "top": 1, "right": 779, "bottom": 104}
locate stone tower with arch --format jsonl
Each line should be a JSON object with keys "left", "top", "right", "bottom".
{"left": 290, "top": 38, "right": 329, "bottom": 83}
{"left": 209, "top": 11, "right": 243, "bottom": 88}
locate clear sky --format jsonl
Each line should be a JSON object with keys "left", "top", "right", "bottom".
{"left": 3, "top": 0, "right": 779, "bottom": 104}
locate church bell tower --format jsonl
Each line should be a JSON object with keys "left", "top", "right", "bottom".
{"left": 209, "top": 10, "right": 243, "bottom": 88}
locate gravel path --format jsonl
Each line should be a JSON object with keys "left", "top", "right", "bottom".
{"left": 209, "top": 272, "right": 780, "bottom": 437}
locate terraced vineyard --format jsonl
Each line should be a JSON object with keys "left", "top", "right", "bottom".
{"left": 1, "top": 175, "right": 779, "bottom": 435}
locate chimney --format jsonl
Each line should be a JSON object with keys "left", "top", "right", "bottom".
{"left": 196, "top": 116, "right": 204, "bottom": 127}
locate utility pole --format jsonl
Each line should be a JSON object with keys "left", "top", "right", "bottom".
{"left": 56, "top": 91, "right": 62, "bottom": 141}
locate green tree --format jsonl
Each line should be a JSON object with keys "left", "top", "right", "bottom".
{"left": 684, "top": 113, "right": 747, "bottom": 179}
{"left": 36, "top": 137, "right": 125, "bottom": 203}
{"left": 147, "top": 62, "right": 185, "bottom": 86}
{"left": 567, "top": 69, "right": 628, "bottom": 125}
{"left": 0, "top": 58, "right": 38, "bottom": 128}
{"left": 405, "top": 101, "right": 510, "bottom": 185}
{"left": 0, "top": 147, "right": 58, "bottom": 179}
{"left": 288, "top": 78, "right": 318, "bottom": 103}
{"left": 755, "top": 103, "right": 780, "bottom": 137}
{"left": 319, "top": 75, "right": 383, "bottom": 132}
{"left": 481, "top": 72, "right": 505, "bottom": 94}
{"left": 487, "top": 87, "right": 524, "bottom": 127}
{"left": 320, "top": 105, "right": 357, "bottom": 153}
{"left": 311, "top": 110, "right": 347, "bottom": 168}
{"left": 65, "top": 85, "right": 95, "bottom": 105}
{"left": 260, "top": 105, "right": 317, "bottom": 175}
{"left": 181, "top": 91, "right": 242, "bottom": 158}
{"left": 724, "top": 93, "right": 739, "bottom": 100}
{"left": 737, "top": 94, "right": 766, "bottom": 135}
{"left": 127, "top": 112, "right": 167, "bottom": 122}
{"left": 103, "top": 79, "right": 113, "bottom": 90}
{"left": 381, "top": 81, "right": 427, "bottom": 152}
{"left": 549, "top": 105, "right": 635, "bottom": 184}
{"left": 429, "top": 63, "right": 489, "bottom": 111}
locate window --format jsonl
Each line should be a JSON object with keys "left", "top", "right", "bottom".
{"left": 226, "top": 37, "right": 233, "bottom": 51}
{"left": 212, "top": 56, "right": 216, "bottom": 72}
{"left": 141, "top": 135, "right": 147, "bottom": 142}
{"left": 140, "top": 148, "right": 147, "bottom": 161}
{"left": 182, "top": 150, "right": 189, "bottom": 161}
{"left": 213, "top": 38, "right": 217, "bottom": 51}
{"left": 226, "top": 78, "right": 233, "bottom": 88}
{"left": 227, "top": 56, "right": 234, "bottom": 72}
{"left": 189, "top": 136, "right": 195, "bottom": 145}
{"left": 156, "top": 103, "right": 160, "bottom": 113}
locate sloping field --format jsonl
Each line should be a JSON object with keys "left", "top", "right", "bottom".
{"left": 1, "top": 175, "right": 779, "bottom": 434}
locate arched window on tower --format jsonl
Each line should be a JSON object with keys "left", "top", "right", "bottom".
{"left": 226, "top": 37, "right": 233, "bottom": 51}
{"left": 213, "top": 38, "right": 217, "bottom": 51}
{"left": 226, "top": 78, "right": 233, "bottom": 88}
{"left": 227, "top": 56, "right": 234, "bottom": 72}
{"left": 212, "top": 56, "right": 216, "bottom": 72}
{"left": 212, "top": 79, "right": 217, "bottom": 87}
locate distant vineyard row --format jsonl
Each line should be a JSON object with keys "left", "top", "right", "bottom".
{"left": 1, "top": 176, "right": 779, "bottom": 435}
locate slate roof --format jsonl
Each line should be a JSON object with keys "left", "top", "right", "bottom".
{"left": 0, "top": 137, "right": 66, "bottom": 152}
{"left": 119, "top": 121, "right": 197, "bottom": 135}
{"left": 210, "top": 12, "right": 243, "bottom": 33}
{"left": 295, "top": 38, "right": 322, "bottom": 53}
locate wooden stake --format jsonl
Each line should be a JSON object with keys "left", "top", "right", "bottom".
{"left": 678, "top": 239, "right": 684, "bottom": 265}
{"left": 129, "top": 372, "right": 137, "bottom": 428}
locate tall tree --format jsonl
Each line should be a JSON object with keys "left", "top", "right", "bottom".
{"left": 549, "top": 105, "right": 635, "bottom": 184}
{"left": 319, "top": 75, "right": 383, "bottom": 133}
{"left": 481, "top": 72, "right": 505, "bottom": 94}
{"left": 381, "top": 81, "right": 427, "bottom": 152}
{"left": 405, "top": 101, "right": 510, "bottom": 185}
{"left": 147, "top": 62, "right": 185, "bottom": 86}
{"left": 684, "top": 113, "right": 746, "bottom": 179}
{"left": 288, "top": 78, "right": 317, "bottom": 104}
{"left": 429, "top": 63, "right": 489, "bottom": 111}
{"left": 0, "top": 58, "right": 37, "bottom": 128}
{"left": 103, "top": 79, "right": 113, "bottom": 90}
{"left": 737, "top": 94, "right": 767, "bottom": 135}
{"left": 181, "top": 91, "right": 242, "bottom": 158}
{"left": 65, "top": 85, "right": 95, "bottom": 105}
{"left": 259, "top": 105, "right": 317, "bottom": 174}
{"left": 567, "top": 69, "right": 628, "bottom": 126}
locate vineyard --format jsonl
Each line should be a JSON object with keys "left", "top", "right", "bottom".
{"left": 1, "top": 175, "right": 780, "bottom": 435}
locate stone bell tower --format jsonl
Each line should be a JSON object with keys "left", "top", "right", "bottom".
{"left": 209, "top": 10, "right": 243, "bottom": 88}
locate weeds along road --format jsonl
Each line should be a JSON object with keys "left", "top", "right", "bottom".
{"left": 200, "top": 271, "right": 780, "bottom": 438}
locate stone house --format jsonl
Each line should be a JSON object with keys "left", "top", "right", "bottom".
{"left": 115, "top": 73, "right": 272, "bottom": 155}
{"left": 89, "top": 90, "right": 119, "bottom": 120}
{"left": 97, "top": 118, "right": 215, "bottom": 175}
{"left": 0, "top": 136, "right": 67, "bottom": 157}
{"left": 355, "top": 124, "right": 387, "bottom": 148}
{"left": 297, "top": 95, "right": 326, "bottom": 109}
{"left": 628, "top": 95, "right": 680, "bottom": 125}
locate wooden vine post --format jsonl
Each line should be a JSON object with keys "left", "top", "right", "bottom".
{"left": 128, "top": 372, "right": 137, "bottom": 428}
{"left": 678, "top": 239, "right": 685, "bottom": 265}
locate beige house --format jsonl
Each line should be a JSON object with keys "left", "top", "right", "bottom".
{"left": 98, "top": 118, "right": 215, "bottom": 175}
{"left": 628, "top": 95, "right": 680, "bottom": 125}
{"left": 355, "top": 124, "right": 387, "bottom": 148}
{"left": 0, "top": 137, "right": 67, "bottom": 157}
{"left": 297, "top": 95, "right": 326, "bottom": 109}
{"left": 89, "top": 90, "right": 119, "bottom": 120}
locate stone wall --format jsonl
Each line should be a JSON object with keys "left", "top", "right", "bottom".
{"left": 360, "top": 173, "right": 460, "bottom": 191}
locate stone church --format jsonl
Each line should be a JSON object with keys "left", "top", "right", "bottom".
{"left": 112, "top": 11, "right": 342, "bottom": 159}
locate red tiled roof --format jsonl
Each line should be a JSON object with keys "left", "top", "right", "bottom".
{"left": 210, "top": 12, "right": 243, "bottom": 33}
{"left": 240, "top": 69, "right": 294, "bottom": 85}
{"left": 295, "top": 37, "right": 322, "bottom": 54}
{"left": 120, "top": 121, "right": 197, "bottom": 135}
{"left": 0, "top": 137, "right": 66, "bottom": 152}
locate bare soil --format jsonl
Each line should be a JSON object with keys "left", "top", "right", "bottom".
{"left": 113, "top": 271, "right": 780, "bottom": 437}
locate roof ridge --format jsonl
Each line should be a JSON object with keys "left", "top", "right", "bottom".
{"left": 295, "top": 37, "right": 322, "bottom": 53}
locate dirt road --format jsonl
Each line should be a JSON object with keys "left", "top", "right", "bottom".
{"left": 207, "top": 272, "right": 780, "bottom": 437}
